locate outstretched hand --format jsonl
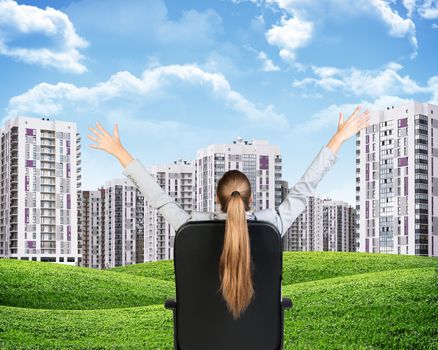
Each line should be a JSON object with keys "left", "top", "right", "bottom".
{"left": 88, "top": 122, "right": 123, "bottom": 156}
{"left": 326, "top": 105, "right": 371, "bottom": 155}
{"left": 87, "top": 122, "right": 134, "bottom": 168}
{"left": 336, "top": 105, "right": 370, "bottom": 142}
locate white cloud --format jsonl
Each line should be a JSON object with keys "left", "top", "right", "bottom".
{"left": 418, "top": 0, "right": 438, "bottom": 19}
{"left": 265, "top": 15, "right": 313, "bottom": 62}
{"left": 0, "top": 0, "right": 88, "bottom": 73}
{"left": 5, "top": 64, "right": 289, "bottom": 127}
{"left": 427, "top": 76, "right": 438, "bottom": 105}
{"left": 368, "top": 0, "right": 415, "bottom": 37}
{"left": 367, "top": 0, "right": 417, "bottom": 58}
{"left": 251, "top": 0, "right": 419, "bottom": 60}
{"left": 402, "top": 0, "right": 417, "bottom": 17}
{"left": 293, "top": 62, "right": 428, "bottom": 97}
{"left": 257, "top": 51, "right": 280, "bottom": 71}
{"left": 432, "top": 23, "right": 438, "bottom": 28}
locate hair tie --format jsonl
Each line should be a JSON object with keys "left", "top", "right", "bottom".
{"left": 231, "top": 190, "right": 240, "bottom": 197}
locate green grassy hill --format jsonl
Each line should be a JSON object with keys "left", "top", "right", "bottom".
{"left": 0, "top": 252, "right": 437, "bottom": 349}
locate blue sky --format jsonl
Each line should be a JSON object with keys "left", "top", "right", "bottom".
{"left": 1, "top": 0, "right": 438, "bottom": 206}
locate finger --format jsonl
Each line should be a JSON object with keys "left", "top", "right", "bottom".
{"left": 349, "top": 105, "right": 361, "bottom": 119}
{"left": 338, "top": 112, "right": 343, "bottom": 125}
{"left": 87, "top": 134, "right": 100, "bottom": 143}
{"left": 356, "top": 119, "right": 371, "bottom": 130}
{"left": 114, "top": 123, "right": 119, "bottom": 139}
{"left": 95, "top": 122, "right": 111, "bottom": 138}
{"left": 88, "top": 127, "right": 102, "bottom": 138}
{"left": 354, "top": 120, "right": 371, "bottom": 130}
{"left": 354, "top": 104, "right": 361, "bottom": 114}
{"left": 358, "top": 110, "right": 370, "bottom": 119}
{"left": 359, "top": 116, "right": 371, "bottom": 125}
{"left": 352, "top": 111, "right": 370, "bottom": 124}
{"left": 89, "top": 144, "right": 103, "bottom": 150}
{"left": 357, "top": 114, "right": 371, "bottom": 125}
{"left": 343, "top": 106, "right": 361, "bottom": 127}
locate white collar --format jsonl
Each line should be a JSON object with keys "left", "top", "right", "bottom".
{"left": 212, "top": 210, "right": 255, "bottom": 220}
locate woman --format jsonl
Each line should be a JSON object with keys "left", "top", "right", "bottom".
{"left": 87, "top": 105, "right": 370, "bottom": 319}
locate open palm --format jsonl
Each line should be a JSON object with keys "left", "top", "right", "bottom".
{"left": 336, "top": 105, "right": 370, "bottom": 142}
{"left": 87, "top": 122, "right": 134, "bottom": 168}
{"left": 87, "top": 122, "right": 123, "bottom": 156}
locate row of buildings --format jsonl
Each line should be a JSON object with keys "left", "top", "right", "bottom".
{"left": 283, "top": 196, "right": 355, "bottom": 253}
{"left": 0, "top": 101, "right": 437, "bottom": 268}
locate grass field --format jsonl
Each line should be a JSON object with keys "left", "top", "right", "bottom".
{"left": 0, "top": 252, "right": 437, "bottom": 349}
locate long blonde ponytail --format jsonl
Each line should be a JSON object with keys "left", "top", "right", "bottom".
{"left": 217, "top": 171, "right": 254, "bottom": 320}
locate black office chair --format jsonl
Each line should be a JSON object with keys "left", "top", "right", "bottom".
{"left": 164, "top": 220, "right": 293, "bottom": 350}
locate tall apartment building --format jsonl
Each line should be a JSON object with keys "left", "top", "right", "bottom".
{"left": 103, "top": 178, "right": 145, "bottom": 268}
{"left": 196, "top": 138, "right": 282, "bottom": 212}
{"left": 283, "top": 195, "right": 355, "bottom": 252}
{"left": 284, "top": 196, "right": 324, "bottom": 251}
{"left": 78, "top": 188, "right": 106, "bottom": 269}
{"left": 323, "top": 200, "right": 356, "bottom": 252}
{"left": 356, "top": 101, "right": 438, "bottom": 256}
{"left": 145, "top": 160, "right": 195, "bottom": 261}
{"left": 0, "top": 116, "right": 81, "bottom": 265}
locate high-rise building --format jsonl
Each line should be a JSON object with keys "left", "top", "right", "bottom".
{"left": 145, "top": 160, "right": 195, "bottom": 261}
{"left": 196, "top": 138, "right": 282, "bottom": 212}
{"left": 78, "top": 188, "right": 106, "bottom": 269}
{"left": 103, "top": 178, "right": 145, "bottom": 268}
{"left": 356, "top": 101, "right": 438, "bottom": 256}
{"left": 0, "top": 116, "right": 81, "bottom": 265}
{"left": 283, "top": 195, "right": 356, "bottom": 252}
{"left": 284, "top": 196, "right": 324, "bottom": 251}
{"left": 323, "top": 200, "right": 356, "bottom": 252}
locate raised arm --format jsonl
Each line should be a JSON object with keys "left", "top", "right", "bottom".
{"left": 276, "top": 105, "right": 370, "bottom": 236}
{"left": 87, "top": 122, "right": 190, "bottom": 231}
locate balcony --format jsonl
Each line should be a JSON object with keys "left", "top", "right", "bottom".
{"left": 41, "top": 226, "right": 55, "bottom": 233}
{"left": 41, "top": 163, "right": 55, "bottom": 170}
{"left": 41, "top": 209, "right": 56, "bottom": 217}
{"left": 41, "top": 218, "right": 56, "bottom": 224}
{"left": 41, "top": 193, "right": 56, "bottom": 200}
{"left": 41, "top": 233, "right": 56, "bottom": 241}
{"left": 41, "top": 130, "right": 55, "bottom": 137}
{"left": 41, "top": 241, "right": 57, "bottom": 249}
{"left": 41, "top": 140, "right": 55, "bottom": 146}
{"left": 41, "top": 179, "right": 55, "bottom": 185}
{"left": 41, "top": 155, "right": 55, "bottom": 162}
{"left": 41, "top": 171, "right": 55, "bottom": 177}
{"left": 41, "top": 187, "right": 56, "bottom": 194}
{"left": 40, "top": 147, "right": 55, "bottom": 155}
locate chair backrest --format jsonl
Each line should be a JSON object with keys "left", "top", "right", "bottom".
{"left": 173, "top": 220, "right": 283, "bottom": 350}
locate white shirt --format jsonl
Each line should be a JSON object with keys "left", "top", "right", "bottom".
{"left": 122, "top": 145, "right": 338, "bottom": 238}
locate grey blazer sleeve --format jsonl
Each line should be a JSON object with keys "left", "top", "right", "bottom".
{"left": 122, "top": 158, "right": 190, "bottom": 231}
{"left": 276, "top": 145, "right": 339, "bottom": 237}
